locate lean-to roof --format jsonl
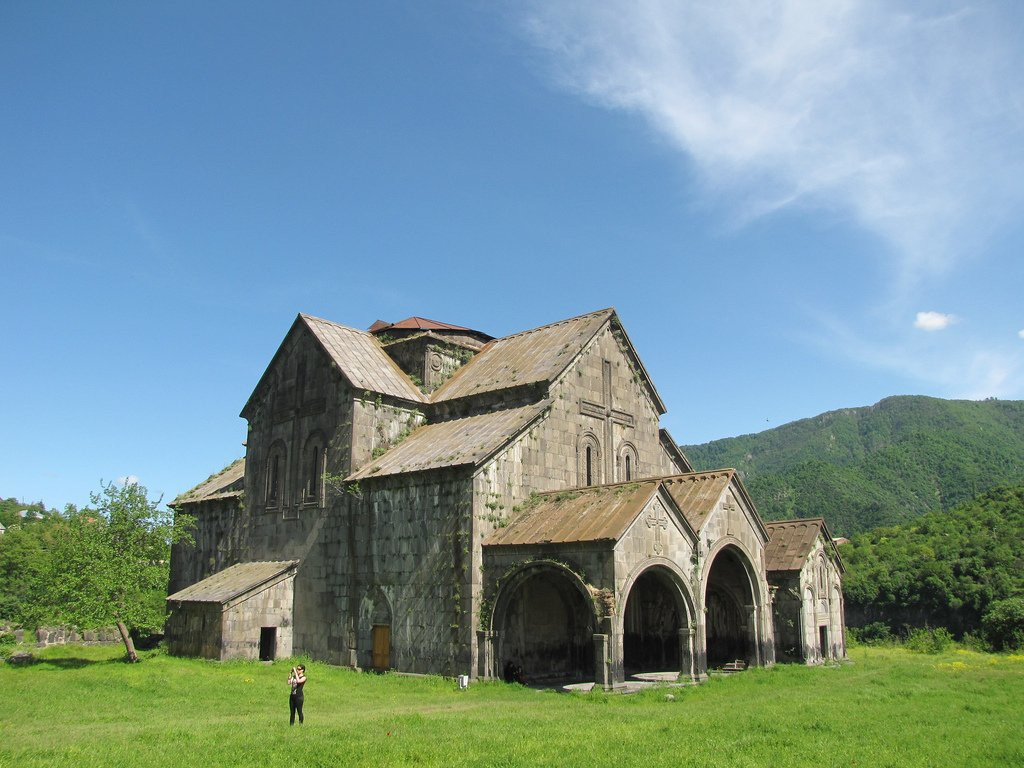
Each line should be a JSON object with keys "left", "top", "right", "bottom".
{"left": 166, "top": 560, "right": 299, "bottom": 604}
{"left": 348, "top": 400, "right": 550, "bottom": 480}
{"left": 171, "top": 458, "right": 245, "bottom": 507}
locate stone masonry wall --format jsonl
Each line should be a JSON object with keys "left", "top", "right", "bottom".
{"left": 221, "top": 576, "right": 295, "bottom": 660}
{"left": 328, "top": 468, "right": 475, "bottom": 675}
{"left": 169, "top": 495, "right": 248, "bottom": 594}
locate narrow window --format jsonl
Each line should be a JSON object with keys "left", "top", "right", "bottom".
{"left": 585, "top": 446, "right": 593, "bottom": 486}
{"left": 305, "top": 444, "right": 322, "bottom": 504}
{"left": 624, "top": 453, "right": 632, "bottom": 481}
{"left": 267, "top": 454, "right": 280, "bottom": 504}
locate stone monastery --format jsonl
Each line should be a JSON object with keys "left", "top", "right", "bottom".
{"left": 168, "top": 308, "right": 845, "bottom": 687}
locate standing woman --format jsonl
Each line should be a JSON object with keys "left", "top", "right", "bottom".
{"left": 288, "top": 664, "right": 306, "bottom": 725}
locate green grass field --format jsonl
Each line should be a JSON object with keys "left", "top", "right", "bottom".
{"left": 2, "top": 645, "right": 1022, "bottom": 767}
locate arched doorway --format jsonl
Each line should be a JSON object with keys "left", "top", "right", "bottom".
{"left": 705, "top": 546, "right": 757, "bottom": 669}
{"left": 493, "top": 563, "right": 595, "bottom": 684}
{"left": 358, "top": 588, "right": 392, "bottom": 672}
{"left": 622, "top": 568, "right": 686, "bottom": 674}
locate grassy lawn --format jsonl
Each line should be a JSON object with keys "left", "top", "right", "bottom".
{"left": 1, "top": 644, "right": 1022, "bottom": 767}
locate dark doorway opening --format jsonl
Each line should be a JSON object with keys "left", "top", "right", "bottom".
{"left": 623, "top": 570, "right": 681, "bottom": 674}
{"left": 259, "top": 627, "right": 277, "bottom": 661}
{"left": 819, "top": 625, "right": 829, "bottom": 659}
{"left": 705, "top": 547, "right": 756, "bottom": 669}
{"left": 496, "top": 568, "right": 594, "bottom": 684}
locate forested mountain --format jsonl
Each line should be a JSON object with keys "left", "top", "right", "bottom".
{"left": 683, "top": 396, "right": 1024, "bottom": 536}
{"left": 841, "top": 485, "right": 1024, "bottom": 637}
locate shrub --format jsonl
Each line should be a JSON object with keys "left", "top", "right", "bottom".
{"left": 982, "top": 597, "right": 1024, "bottom": 651}
{"left": 0, "top": 631, "right": 15, "bottom": 659}
{"left": 905, "top": 626, "right": 954, "bottom": 654}
{"left": 850, "top": 621, "right": 893, "bottom": 645}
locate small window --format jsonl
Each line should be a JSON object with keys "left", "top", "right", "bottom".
{"left": 303, "top": 437, "right": 324, "bottom": 506}
{"left": 577, "top": 433, "right": 601, "bottom": 487}
{"left": 624, "top": 454, "right": 632, "bottom": 481}
{"left": 266, "top": 444, "right": 286, "bottom": 512}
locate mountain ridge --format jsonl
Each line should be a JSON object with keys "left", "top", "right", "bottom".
{"left": 682, "top": 395, "right": 1024, "bottom": 536}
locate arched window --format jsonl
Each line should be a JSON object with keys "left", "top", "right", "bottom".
{"left": 577, "top": 433, "right": 601, "bottom": 487}
{"left": 618, "top": 442, "right": 639, "bottom": 482}
{"left": 265, "top": 441, "right": 287, "bottom": 507}
{"left": 302, "top": 433, "right": 325, "bottom": 506}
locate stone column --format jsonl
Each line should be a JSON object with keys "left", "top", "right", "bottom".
{"left": 693, "top": 618, "right": 709, "bottom": 681}
{"left": 678, "top": 627, "right": 695, "bottom": 682}
{"left": 593, "top": 634, "right": 612, "bottom": 691}
{"left": 476, "top": 630, "right": 495, "bottom": 680}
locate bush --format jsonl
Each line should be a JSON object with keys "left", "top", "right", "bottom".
{"left": 0, "top": 631, "right": 15, "bottom": 659}
{"left": 904, "top": 626, "right": 954, "bottom": 654}
{"left": 850, "top": 621, "right": 894, "bottom": 645}
{"left": 982, "top": 597, "right": 1024, "bottom": 651}
{"left": 958, "top": 631, "right": 991, "bottom": 653}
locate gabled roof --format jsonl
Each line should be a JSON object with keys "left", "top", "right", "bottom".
{"left": 301, "top": 314, "right": 426, "bottom": 402}
{"left": 242, "top": 314, "right": 426, "bottom": 417}
{"left": 348, "top": 400, "right": 550, "bottom": 480}
{"left": 485, "top": 480, "right": 692, "bottom": 547}
{"left": 171, "top": 459, "right": 245, "bottom": 507}
{"left": 430, "top": 309, "right": 616, "bottom": 403}
{"left": 166, "top": 560, "right": 299, "bottom": 604}
{"left": 764, "top": 518, "right": 845, "bottom": 573}
{"left": 660, "top": 470, "right": 736, "bottom": 533}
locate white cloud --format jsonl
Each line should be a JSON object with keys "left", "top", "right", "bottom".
{"left": 914, "top": 311, "right": 957, "bottom": 332}
{"left": 1018, "top": 329, "right": 1024, "bottom": 340}
{"left": 522, "top": 1, "right": 1024, "bottom": 282}
{"left": 117, "top": 475, "right": 140, "bottom": 487}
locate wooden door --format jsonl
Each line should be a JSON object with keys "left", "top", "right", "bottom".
{"left": 371, "top": 624, "right": 390, "bottom": 671}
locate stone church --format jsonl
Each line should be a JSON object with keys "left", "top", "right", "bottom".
{"left": 167, "top": 308, "right": 845, "bottom": 687}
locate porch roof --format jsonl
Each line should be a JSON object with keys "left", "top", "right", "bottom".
{"left": 166, "top": 560, "right": 299, "bottom": 604}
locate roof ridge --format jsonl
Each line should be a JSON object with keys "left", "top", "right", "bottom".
{"left": 490, "top": 307, "right": 614, "bottom": 343}
{"left": 299, "top": 313, "right": 369, "bottom": 337}
{"left": 765, "top": 517, "right": 826, "bottom": 527}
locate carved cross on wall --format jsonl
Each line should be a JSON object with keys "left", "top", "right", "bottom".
{"left": 645, "top": 502, "right": 668, "bottom": 556}
{"left": 579, "top": 360, "right": 635, "bottom": 482}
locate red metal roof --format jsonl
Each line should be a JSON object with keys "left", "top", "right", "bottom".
{"left": 370, "top": 316, "right": 482, "bottom": 333}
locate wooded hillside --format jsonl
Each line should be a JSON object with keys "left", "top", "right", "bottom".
{"left": 683, "top": 396, "right": 1024, "bottom": 536}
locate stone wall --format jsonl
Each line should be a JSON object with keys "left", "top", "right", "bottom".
{"left": 166, "top": 602, "right": 222, "bottom": 659}
{"left": 338, "top": 468, "right": 475, "bottom": 676}
{"left": 169, "top": 495, "right": 248, "bottom": 594}
{"left": 221, "top": 576, "right": 295, "bottom": 660}
{"left": 1, "top": 625, "right": 120, "bottom": 648}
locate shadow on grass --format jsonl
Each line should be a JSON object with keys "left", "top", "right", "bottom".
{"left": 6, "top": 654, "right": 130, "bottom": 669}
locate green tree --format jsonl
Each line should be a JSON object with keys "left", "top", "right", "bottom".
{"left": 982, "top": 597, "right": 1024, "bottom": 651}
{"left": 0, "top": 525, "right": 50, "bottom": 627}
{"left": 47, "top": 481, "right": 193, "bottom": 662}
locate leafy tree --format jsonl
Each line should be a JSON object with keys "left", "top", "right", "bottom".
{"left": 47, "top": 481, "right": 193, "bottom": 662}
{"left": 0, "top": 524, "right": 50, "bottom": 627}
{"left": 982, "top": 597, "right": 1024, "bottom": 651}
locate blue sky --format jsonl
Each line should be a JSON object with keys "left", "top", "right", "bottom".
{"left": 3, "top": 1, "right": 1023, "bottom": 511}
